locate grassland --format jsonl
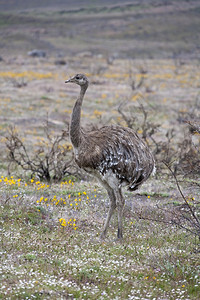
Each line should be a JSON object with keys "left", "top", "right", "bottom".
{"left": 0, "top": 173, "right": 200, "bottom": 299}
{"left": 0, "top": 52, "right": 200, "bottom": 300}
{"left": 0, "top": 1, "right": 200, "bottom": 299}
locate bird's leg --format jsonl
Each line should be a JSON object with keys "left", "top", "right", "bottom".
{"left": 100, "top": 188, "right": 116, "bottom": 239}
{"left": 116, "top": 189, "right": 125, "bottom": 239}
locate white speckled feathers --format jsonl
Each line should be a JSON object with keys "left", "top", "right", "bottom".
{"left": 74, "top": 125, "right": 155, "bottom": 191}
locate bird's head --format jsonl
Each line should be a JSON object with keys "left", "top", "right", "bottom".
{"left": 65, "top": 74, "right": 89, "bottom": 87}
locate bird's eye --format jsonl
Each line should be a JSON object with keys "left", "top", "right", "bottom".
{"left": 75, "top": 75, "right": 80, "bottom": 80}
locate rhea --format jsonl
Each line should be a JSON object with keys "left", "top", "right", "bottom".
{"left": 65, "top": 74, "right": 155, "bottom": 239}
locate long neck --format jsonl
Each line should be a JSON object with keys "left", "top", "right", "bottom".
{"left": 70, "top": 84, "right": 88, "bottom": 148}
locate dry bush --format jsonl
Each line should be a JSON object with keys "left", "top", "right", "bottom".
{"left": 174, "top": 132, "right": 200, "bottom": 177}
{"left": 135, "top": 164, "right": 200, "bottom": 246}
{"left": 8, "top": 77, "right": 28, "bottom": 88}
{"left": 5, "top": 122, "right": 79, "bottom": 182}
{"left": 175, "top": 105, "right": 200, "bottom": 177}
{"left": 128, "top": 63, "right": 146, "bottom": 91}
{"left": 118, "top": 101, "right": 160, "bottom": 145}
{"left": 117, "top": 97, "right": 200, "bottom": 178}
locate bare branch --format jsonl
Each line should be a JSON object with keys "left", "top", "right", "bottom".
{"left": 163, "top": 162, "right": 200, "bottom": 232}
{"left": 5, "top": 124, "right": 78, "bottom": 182}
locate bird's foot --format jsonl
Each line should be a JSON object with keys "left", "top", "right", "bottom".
{"left": 113, "top": 237, "right": 123, "bottom": 243}
{"left": 99, "top": 231, "right": 107, "bottom": 240}
{"left": 100, "top": 234, "right": 106, "bottom": 240}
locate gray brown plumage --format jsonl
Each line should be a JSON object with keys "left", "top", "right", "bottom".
{"left": 65, "top": 74, "right": 155, "bottom": 239}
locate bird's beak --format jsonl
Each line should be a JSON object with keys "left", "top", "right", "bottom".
{"left": 65, "top": 76, "right": 75, "bottom": 83}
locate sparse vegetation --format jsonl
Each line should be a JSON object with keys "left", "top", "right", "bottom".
{"left": 0, "top": 1, "right": 200, "bottom": 299}
{"left": 0, "top": 175, "right": 200, "bottom": 299}
{"left": 1, "top": 54, "right": 200, "bottom": 298}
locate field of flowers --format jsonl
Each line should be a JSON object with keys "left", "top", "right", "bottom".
{"left": 0, "top": 53, "right": 200, "bottom": 299}
{"left": 0, "top": 173, "right": 199, "bottom": 299}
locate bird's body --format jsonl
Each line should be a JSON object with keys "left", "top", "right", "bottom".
{"left": 65, "top": 74, "right": 155, "bottom": 239}
{"left": 74, "top": 125, "right": 154, "bottom": 191}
